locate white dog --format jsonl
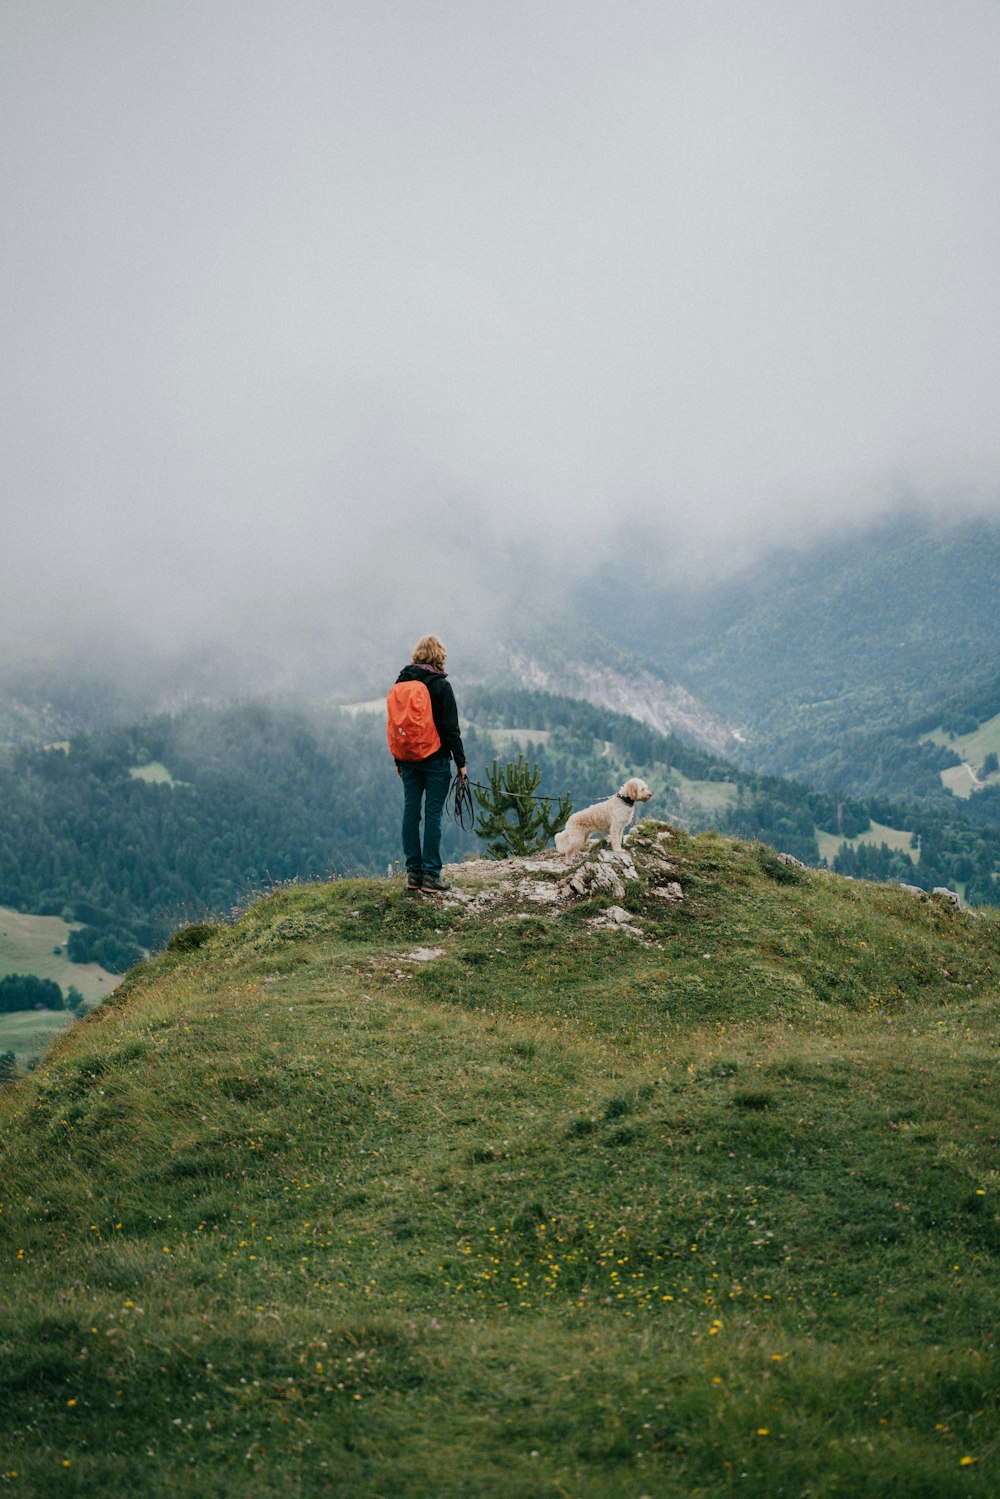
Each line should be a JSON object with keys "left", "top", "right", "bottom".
{"left": 554, "top": 778, "right": 652, "bottom": 856}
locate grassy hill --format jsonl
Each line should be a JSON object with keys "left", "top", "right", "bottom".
{"left": 1, "top": 825, "right": 997, "bottom": 1495}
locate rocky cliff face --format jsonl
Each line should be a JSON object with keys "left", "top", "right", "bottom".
{"left": 505, "top": 649, "right": 738, "bottom": 756}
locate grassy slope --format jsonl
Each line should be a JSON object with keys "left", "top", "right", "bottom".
{"left": 0, "top": 909, "right": 121, "bottom": 1060}
{"left": 816, "top": 821, "right": 918, "bottom": 868}
{"left": 925, "top": 712, "right": 1000, "bottom": 768}
{"left": 669, "top": 769, "right": 740, "bottom": 821}
{"left": 926, "top": 714, "right": 1000, "bottom": 797}
{"left": 128, "top": 761, "right": 178, "bottom": 786}
{"left": 1, "top": 826, "right": 998, "bottom": 1497}
{"left": 0, "top": 1007, "right": 75, "bottom": 1064}
{"left": 0, "top": 906, "right": 120, "bottom": 1002}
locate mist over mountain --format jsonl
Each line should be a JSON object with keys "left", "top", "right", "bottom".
{"left": 581, "top": 511, "right": 1000, "bottom": 713}
{"left": 4, "top": 2, "right": 1000, "bottom": 693}
{"left": 3, "top": 508, "right": 998, "bottom": 798}
{"left": 573, "top": 509, "right": 1000, "bottom": 773}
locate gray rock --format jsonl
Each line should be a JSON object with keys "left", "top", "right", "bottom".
{"left": 566, "top": 860, "right": 626, "bottom": 900}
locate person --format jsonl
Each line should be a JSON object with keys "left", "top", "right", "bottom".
{"left": 392, "top": 635, "right": 467, "bottom": 893}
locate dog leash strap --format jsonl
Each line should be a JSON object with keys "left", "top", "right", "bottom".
{"left": 447, "top": 775, "right": 569, "bottom": 829}
{"left": 447, "top": 773, "right": 477, "bottom": 831}
{"left": 466, "top": 780, "right": 563, "bottom": 803}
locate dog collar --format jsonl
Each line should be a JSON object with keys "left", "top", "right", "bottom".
{"left": 617, "top": 793, "right": 635, "bottom": 806}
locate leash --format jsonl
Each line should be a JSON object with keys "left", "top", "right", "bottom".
{"left": 446, "top": 775, "right": 569, "bottom": 829}
{"left": 466, "top": 779, "right": 566, "bottom": 802}
{"left": 447, "top": 773, "right": 477, "bottom": 831}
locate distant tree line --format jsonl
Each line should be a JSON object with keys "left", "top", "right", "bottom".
{"left": 0, "top": 973, "right": 84, "bottom": 1013}
{"left": 66, "top": 928, "right": 145, "bottom": 973}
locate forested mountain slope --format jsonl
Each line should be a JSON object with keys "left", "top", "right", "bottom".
{"left": 576, "top": 512, "right": 1000, "bottom": 798}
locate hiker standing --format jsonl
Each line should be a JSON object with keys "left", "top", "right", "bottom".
{"left": 387, "top": 635, "right": 467, "bottom": 894}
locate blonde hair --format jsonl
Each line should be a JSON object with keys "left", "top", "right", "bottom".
{"left": 411, "top": 634, "right": 447, "bottom": 671}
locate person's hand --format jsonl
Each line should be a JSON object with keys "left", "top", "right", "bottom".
{"left": 458, "top": 765, "right": 468, "bottom": 779}
{"left": 396, "top": 765, "right": 402, "bottom": 779}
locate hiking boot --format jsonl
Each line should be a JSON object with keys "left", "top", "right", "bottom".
{"left": 405, "top": 873, "right": 423, "bottom": 893}
{"left": 421, "top": 874, "right": 451, "bottom": 893}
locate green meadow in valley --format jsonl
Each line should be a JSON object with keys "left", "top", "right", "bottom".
{"left": 1, "top": 824, "right": 997, "bottom": 1496}
{"left": 0, "top": 905, "right": 118, "bottom": 1004}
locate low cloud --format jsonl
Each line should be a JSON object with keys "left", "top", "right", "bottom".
{"left": 2, "top": 1, "right": 998, "bottom": 675}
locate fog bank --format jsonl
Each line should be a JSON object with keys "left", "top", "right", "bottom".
{"left": 3, "top": 1, "right": 998, "bottom": 670}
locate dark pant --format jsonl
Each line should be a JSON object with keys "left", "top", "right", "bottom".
{"left": 400, "top": 754, "right": 452, "bottom": 878}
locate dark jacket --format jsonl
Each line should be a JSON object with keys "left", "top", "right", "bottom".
{"left": 394, "top": 664, "right": 466, "bottom": 768}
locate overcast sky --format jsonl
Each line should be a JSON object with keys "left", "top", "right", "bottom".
{"left": 2, "top": 0, "right": 998, "bottom": 667}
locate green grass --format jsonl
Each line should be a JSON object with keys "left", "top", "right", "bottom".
{"left": 816, "top": 819, "right": 918, "bottom": 866}
{"left": 0, "top": 1006, "right": 75, "bottom": 1062}
{"left": 477, "top": 725, "right": 554, "bottom": 754}
{"left": 1, "top": 827, "right": 997, "bottom": 1495}
{"left": 941, "top": 765, "right": 982, "bottom": 800}
{"left": 669, "top": 768, "right": 739, "bottom": 819}
{"left": 925, "top": 712, "right": 1000, "bottom": 783}
{"left": 128, "top": 761, "right": 178, "bottom": 786}
{"left": 0, "top": 904, "right": 120, "bottom": 1002}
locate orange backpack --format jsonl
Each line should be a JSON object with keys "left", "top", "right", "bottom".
{"left": 386, "top": 680, "right": 443, "bottom": 761}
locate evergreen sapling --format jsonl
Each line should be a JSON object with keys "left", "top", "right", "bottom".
{"left": 472, "top": 756, "right": 573, "bottom": 858}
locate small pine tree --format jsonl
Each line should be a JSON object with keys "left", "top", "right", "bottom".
{"left": 473, "top": 756, "right": 573, "bottom": 858}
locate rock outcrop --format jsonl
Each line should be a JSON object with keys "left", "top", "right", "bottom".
{"left": 442, "top": 821, "right": 682, "bottom": 939}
